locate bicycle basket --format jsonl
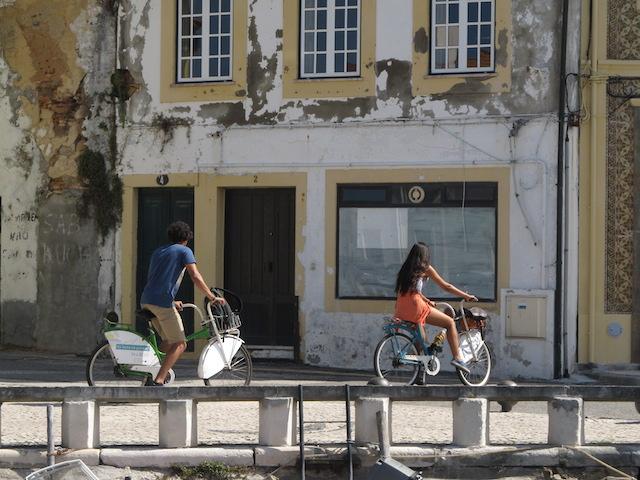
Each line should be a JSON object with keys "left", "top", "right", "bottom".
{"left": 207, "top": 287, "right": 242, "bottom": 331}
{"left": 459, "top": 307, "right": 488, "bottom": 331}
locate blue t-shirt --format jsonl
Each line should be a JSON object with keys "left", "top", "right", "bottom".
{"left": 140, "top": 244, "right": 196, "bottom": 308}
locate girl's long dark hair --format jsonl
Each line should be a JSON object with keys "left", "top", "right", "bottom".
{"left": 395, "top": 242, "right": 431, "bottom": 295}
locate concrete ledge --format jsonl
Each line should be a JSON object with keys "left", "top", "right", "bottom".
{"left": 100, "top": 447, "right": 254, "bottom": 468}
{"left": 255, "top": 446, "right": 349, "bottom": 467}
{"left": 0, "top": 449, "right": 100, "bottom": 468}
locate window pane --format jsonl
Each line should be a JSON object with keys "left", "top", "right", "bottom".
{"left": 181, "top": 59, "right": 190, "bottom": 78}
{"left": 316, "top": 53, "right": 326, "bottom": 73}
{"left": 480, "top": 46, "right": 491, "bottom": 67}
{"left": 305, "top": 11, "right": 315, "bottom": 29}
{"left": 221, "top": 0, "right": 230, "bottom": 11}
{"left": 193, "top": 16, "right": 202, "bottom": 35}
{"left": 304, "top": 54, "right": 314, "bottom": 73}
{"left": 305, "top": 0, "right": 314, "bottom": 7}
{"left": 318, "top": 0, "right": 326, "bottom": 6}
{"left": 220, "top": 57, "right": 230, "bottom": 76}
{"left": 447, "top": 48, "right": 458, "bottom": 68}
{"left": 193, "top": 37, "right": 202, "bottom": 56}
{"left": 467, "top": 48, "right": 478, "bottom": 67}
{"left": 182, "top": 17, "right": 191, "bottom": 35}
{"left": 335, "top": 52, "right": 345, "bottom": 72}
{"left": 182, "top": 0, "right": 191, "bottom": 15}
{"left": 181, "top": 38, "right": 190, "bottom": 56}
{"left": 192, "top": 58, "right": 201, "bottom": 77}
{"left": 209, "top": 57, "right": 219, "bottom": 76}
{"left": 337, "top": 206, "right": 496, "bottom": 299}
{"left": 305, "top": 32, "right": 315, "bottom": 52}
{"left": 348, "top": 0, "right": 357, "bottom": 5}
{"left": 317, "top": 9, "right": 327, "bottom": 29}
{"left": 347, "top": 8, "right": 357, "bottom": 28}
{"left": 193, "top": 0, "right": 202, "bottom": 14}
{"left": 435, "top": 4, "right": 446, "bottom": 24}
{"left": 210, "top": 0, "right": 219, "bottom": 12}
{"left": 221, "top": 35, "right": 230, "bottom": 54}
{"left": 335, "top": 30, "right": 344, "bottom": 50}
{"left": 317, "top": 32, "right": 326, "bottom": 51}
{"left": 448, "top": 26, "right": 459, "bottom": 46}
{"left": 210, "top": 15, "right": 219, "bottom": 33}
{"left": 467, "top": 25, "right": 478, "bottom": 45}
{"left": 346, "top": 52, "right": 357, "bottom": 71}
{"left": 336, "top": 9, "right": 345, "bottom": 28}
{"left": 448, "top": 3, "right": 459, "bottom": 23}
{"left": 347, "top": 30, "right": 357, "bottom": 50}
{"left": 435, "top": 49, "right": 446, "bottom": 69}
{"left": 480, "top": 24, "right": 491, "bottom": 44}
{"left": 210, "top": 36, "right": 219, "bottom": 54}
{"left": 336, "top": 0, "right": 345, "bottom": 6}
{"left": 435, "top": 26, "right": 445, "bottom": 47}
{"left": 468, "top": 2, "right": 478, "bottom": 22}
{"left": 481, "top": 1, "right": 492, "bottom": 21}
{"left": 221, "top": 14, "right": 230, "bottom": 33}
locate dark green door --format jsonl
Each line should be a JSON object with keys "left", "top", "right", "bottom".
{"left": 136, "top": 188, "right": 195, "bottom": 351}
{"left": 224, "top": 188, "right": 297, "bottom": 349}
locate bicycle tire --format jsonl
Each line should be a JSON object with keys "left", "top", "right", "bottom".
{"left": 86, "top": 341, "right": 147, "bottom": 387}
{"left": 373, "top": 332, "right": 420, "bottom": 385}
{"left": 456, "top": 335, "right": 492, "bottom": 387}
{"left": 204, "top": 344, "right": 252, "bottom": 386}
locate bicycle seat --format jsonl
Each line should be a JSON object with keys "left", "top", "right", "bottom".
{"left": 135, "top": 309, "right": 156, "bottom": 322}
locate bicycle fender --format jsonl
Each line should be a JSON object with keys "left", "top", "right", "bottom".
{"left": 104, "top": 329, "right": 160, "bottom": 366}
{"left": 197, "top": 335, "right": 243, "bottom": 379}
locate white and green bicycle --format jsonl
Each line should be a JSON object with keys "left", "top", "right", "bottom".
{"left": 86, "top": 288, "right": 252, "bottom": 386}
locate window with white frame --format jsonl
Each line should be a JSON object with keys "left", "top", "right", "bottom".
{"left": 300, "top": 0, "right": 361, "bottom": 78}
{"left": 431, "top": 0, "right": 495, "bottom": 74}
{"left": 177, "top": 0, "right": 233, "bottom": 82}
{"left": 337, "top": 183, "right": 497, "bottom": 301}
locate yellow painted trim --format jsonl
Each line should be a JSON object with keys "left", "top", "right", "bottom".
{"left": 324, "top": 167, "right": 510, "bottom": 314}
{"left": 282, "top": 0, "right": 376, "bottom": 98}
{"left": 121, "top": 172, "right": 308, "bottom": 356}
{"left": 598, "top": 60, "right": 640, "bottom": 76}
{"left": 631, "top": 98, "right": 640, "bottom": 107}
{"left": 160, "top": 0, "right": 248, "bottom": 103}
{"left": 411, "top": 0, "right": 512, "bottom": 96}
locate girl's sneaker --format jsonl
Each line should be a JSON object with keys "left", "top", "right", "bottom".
{"left": 450, "top": 358, "right": 470, "bottom": 374}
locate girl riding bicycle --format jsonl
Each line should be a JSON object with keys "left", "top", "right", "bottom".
{"left": 395, "top": 242, "right": 478, "bottom": 373}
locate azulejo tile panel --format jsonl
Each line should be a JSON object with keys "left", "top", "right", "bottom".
{"left": 605, "top": 91, "right": 636, "bottom": 314}
{"left": 607, "top": 0, "right": 640, "bottom": 60}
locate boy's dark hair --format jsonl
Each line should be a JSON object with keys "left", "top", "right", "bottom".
{"left": 167, "top": 221, "right": 193, "bottom": 243}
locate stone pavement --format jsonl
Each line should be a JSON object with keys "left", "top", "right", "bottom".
{"left": 0, "top": 348, "right": 639, "bottom": 479}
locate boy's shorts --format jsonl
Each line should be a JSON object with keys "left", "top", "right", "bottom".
{"left": 141, "top": 303, "right": 186, "bottom": 343}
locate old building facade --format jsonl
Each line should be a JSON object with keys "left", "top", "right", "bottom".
{"left": 1, "top": 0, "right": 582, "bottom": 379}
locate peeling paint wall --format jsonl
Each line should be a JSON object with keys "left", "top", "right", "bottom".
{"left": 115, "top": 0, "right": 577, "bottom": 378}
{"left": 0, "top": 0, "right": 117, "bottom": 352}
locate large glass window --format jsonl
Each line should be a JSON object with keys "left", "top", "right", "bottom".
{"left": 337, "top": 183, "right": 497, "bottom": 301}
{"left": 177, "top": 0, "right": 233, "bottom": 82}
{"left": 300, "top": 0, "right": 361, "bottom": 78}
{"left": 431, "top": 0, "right": 495, "bottom": 74}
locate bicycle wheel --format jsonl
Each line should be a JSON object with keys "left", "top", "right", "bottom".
{"left": 86, "top": 342, "right": 147, "bottom": 386}
{"left": 374, "top": 332, "right": 420, "bottom": 385}
{"left": 204, "top": 344, "right": 252, "bottom": 386}
{"left": 456, "top": 337, "right": 492, "bottom": 387}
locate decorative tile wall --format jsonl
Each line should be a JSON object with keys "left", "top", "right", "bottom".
{"left": 608, "top": 0, "right": 640, "bottom": 60}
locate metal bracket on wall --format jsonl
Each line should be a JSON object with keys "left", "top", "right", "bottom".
{"left": 607, "top": 77, "right": 640, "bottom": 114}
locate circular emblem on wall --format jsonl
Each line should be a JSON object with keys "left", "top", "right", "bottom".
{"left": 156, "top": 174, "right": 169, "bottom": 186}
{"left": 607, "top": 322, "right": 623, "bottom": 337}
{"left": 408, "top": 186, "right": 425, "bottom": 204}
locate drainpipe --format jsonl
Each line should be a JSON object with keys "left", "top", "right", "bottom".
{"left": 554, "top": 0, "right": 570, "bottom": 379}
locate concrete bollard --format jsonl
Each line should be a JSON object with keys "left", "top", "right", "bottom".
{"left": 62, "top": 401, "right": 100, "bottom": 449}
{"left": 259, "top": 397, "right": 297, "bottom": 446}
{"left": 355, "top": 397, "right": 391, "bottom": 445}
{"left": 159, "top": 400, "right": 197, "bottom": 448}
{"left": 548, "top": 396, "right": 584, "bottom": 446}
{"left": 453, "top": 398, "right": 489, "bottom": 447}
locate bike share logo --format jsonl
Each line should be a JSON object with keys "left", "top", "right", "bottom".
{"left": 115, "top": 344, "right": 151, "bottom": 351}
{"left": 408, "top": 186, "right": 425, "bottom": 204}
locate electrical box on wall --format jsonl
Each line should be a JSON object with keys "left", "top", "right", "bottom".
{"left": 502, "top": 290, "right": 554, "bottom": 339}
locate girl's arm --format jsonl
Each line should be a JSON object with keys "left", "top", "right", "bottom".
{"left": 426, "top": 265, "right": 478, "bottom": 301}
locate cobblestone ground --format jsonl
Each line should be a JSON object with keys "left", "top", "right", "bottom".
{"left": 1, "top": 400, "right": 638, "bottom": 447}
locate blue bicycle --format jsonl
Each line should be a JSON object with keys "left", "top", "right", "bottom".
{"left": 373, "top": 300, "right": 492, "bottom": 386}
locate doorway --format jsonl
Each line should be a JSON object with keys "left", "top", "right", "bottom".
{"left": 136, "top": 188, "right": 195, "bottom": 351}
{"left": 224, "top": 188, "right": 298, "bottom": 353}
